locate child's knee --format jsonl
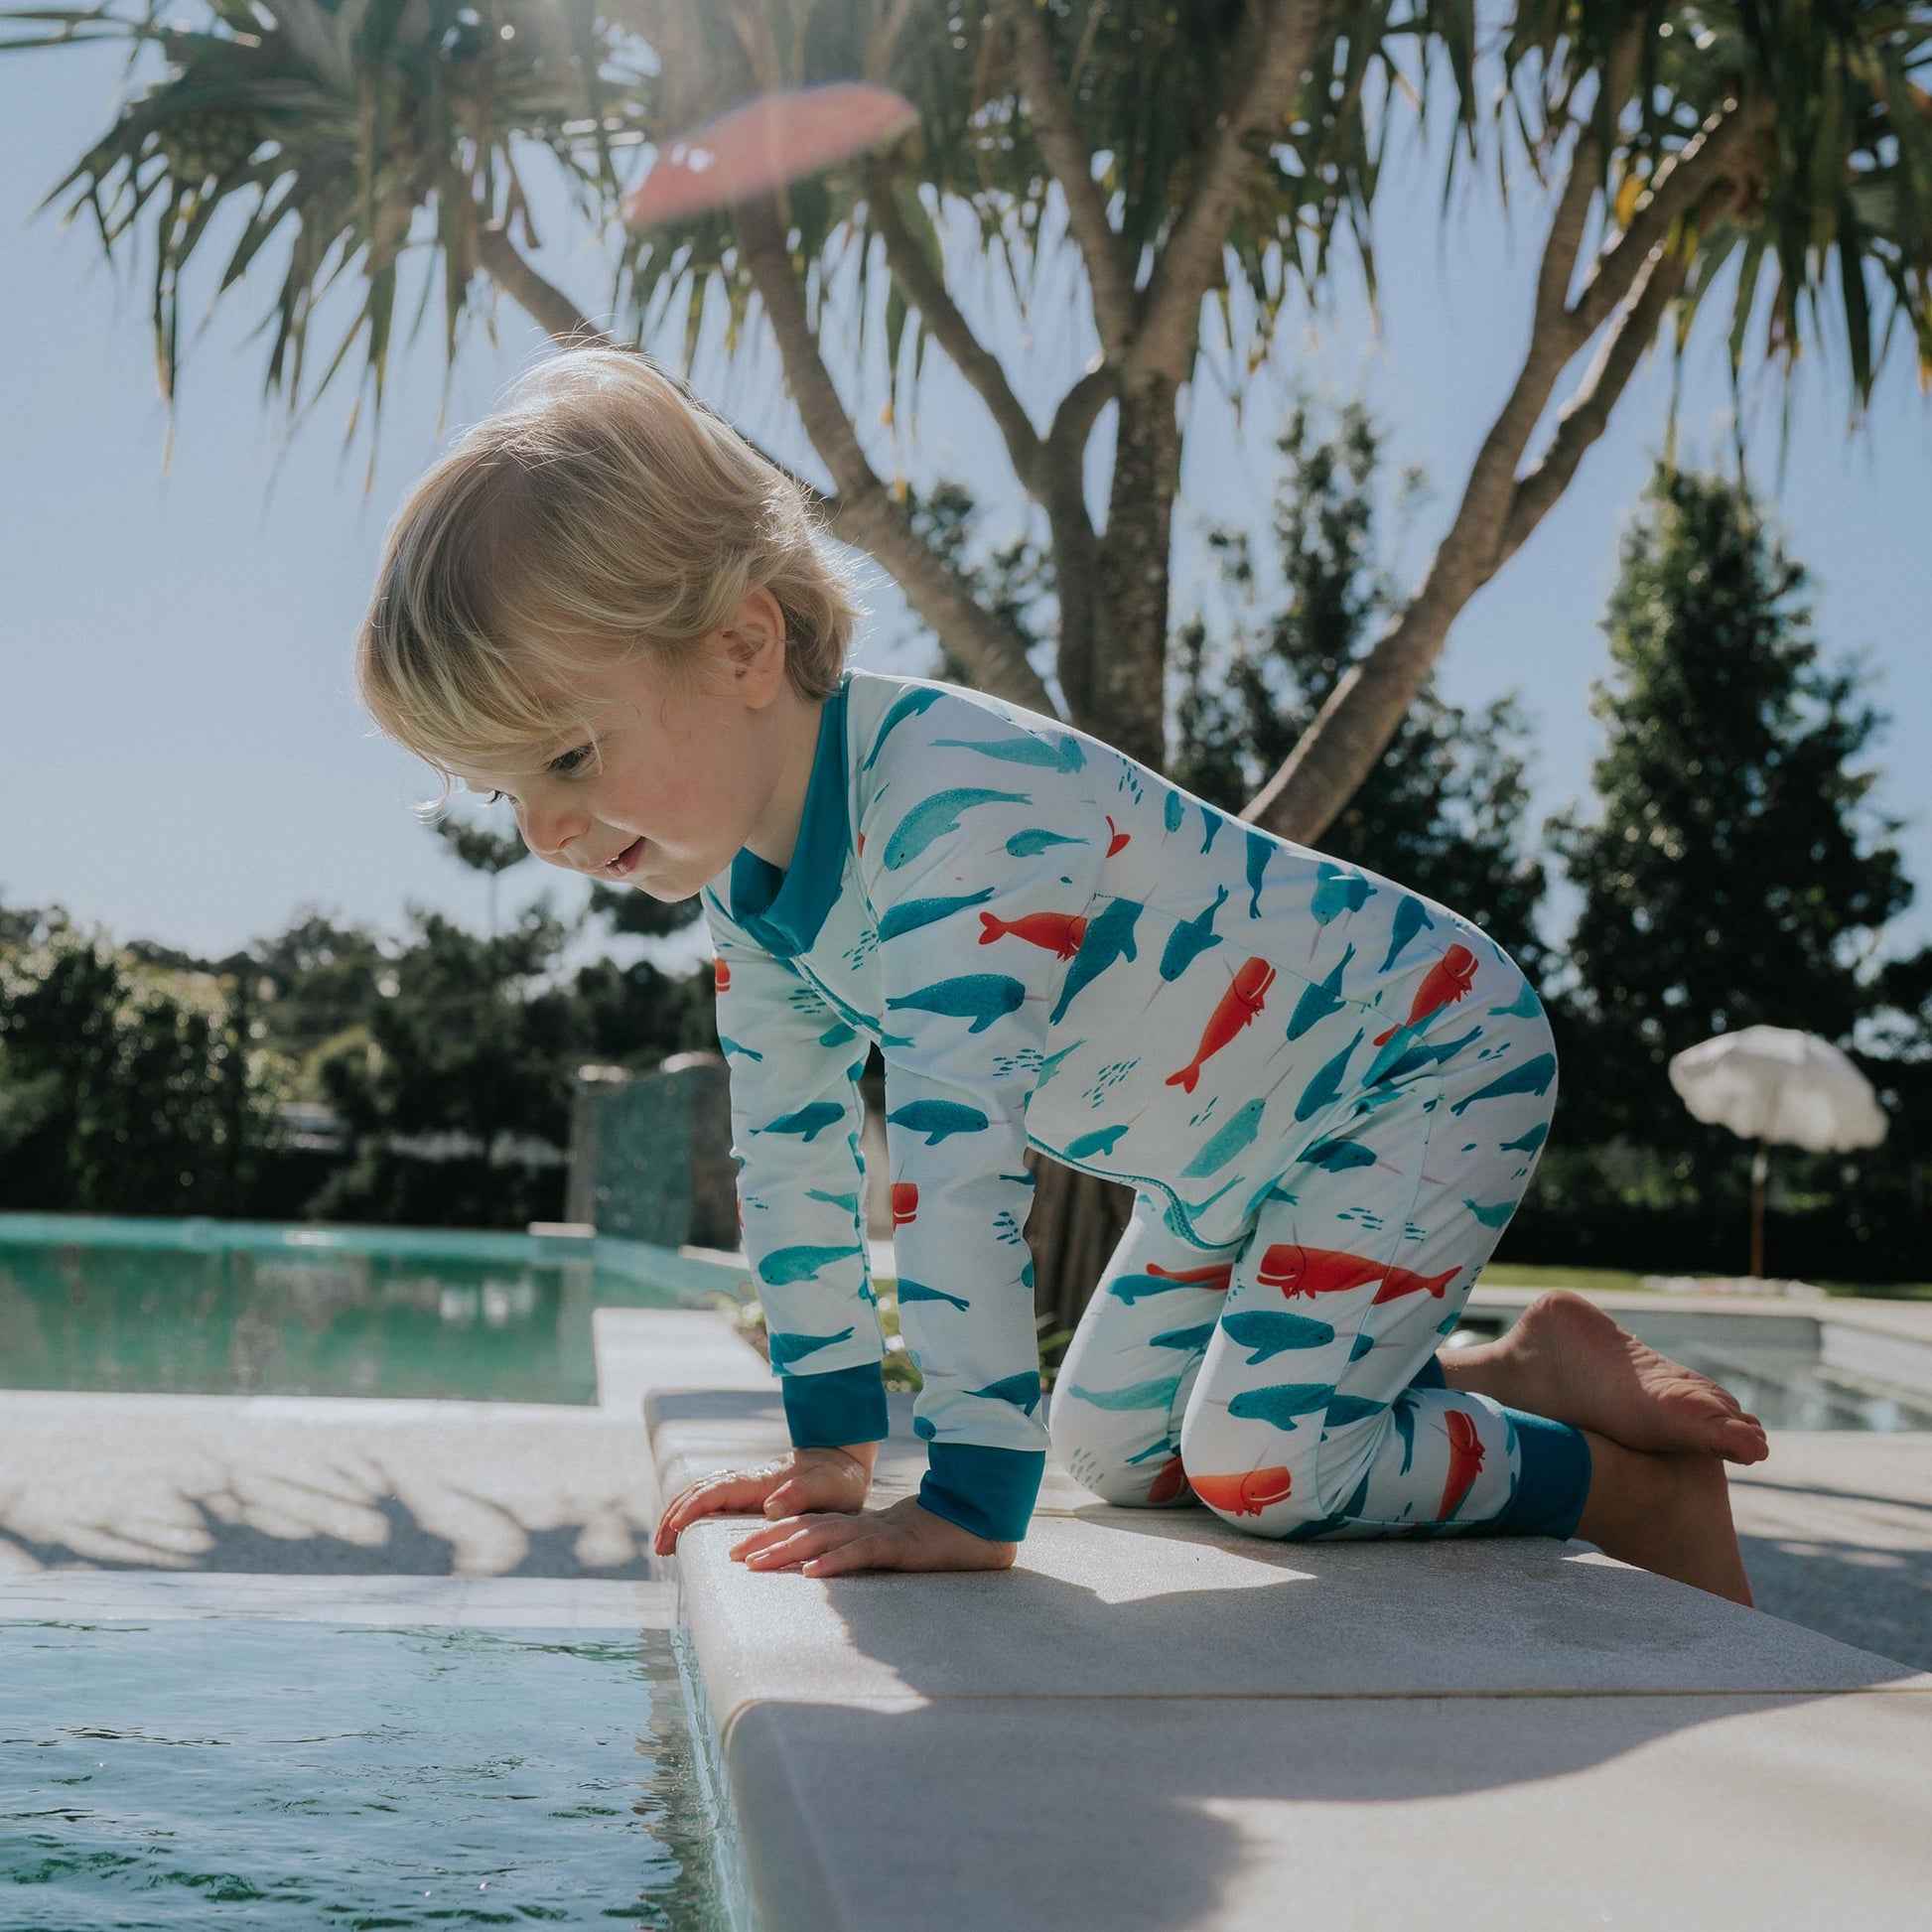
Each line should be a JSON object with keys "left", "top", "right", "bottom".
{"left": 1048, "top": 1405, "right": 1191, "bottom": 1508}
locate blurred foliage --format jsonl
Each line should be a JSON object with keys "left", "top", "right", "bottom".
{"left": 1544, "top": 460, "right": 1916, "bottom": 1152}
{"left": 1167, "top": 392, "right": 1554, "bottom": 989}
{"left": 0, "top": 909, "right": 285, "bottom": 1215}
{"left": 1506, "top": 459, "right": 1930, "bottom": 1281}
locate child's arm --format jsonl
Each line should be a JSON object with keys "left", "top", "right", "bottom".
{"left": 844, "top": 697, "right": 1117, "bottom": 1554}
{"left": 652, "top": 897, "right": 893, "bottom": 1554}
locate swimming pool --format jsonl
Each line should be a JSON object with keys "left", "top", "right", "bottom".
{"left": 0, "top": 1214, "right": 731, "bottom": 1406}
{"left": 1450, "top": 1303, "right": 1932, "bottom": 1432}
{"left": 0, "top": 1597, "right": 736, "bottom": 1929}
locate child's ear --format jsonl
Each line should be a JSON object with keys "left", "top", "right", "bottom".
{"left": 721, "top": 589, "right": 789, "bottom": 687}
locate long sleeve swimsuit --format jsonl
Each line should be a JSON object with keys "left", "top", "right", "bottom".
{"left": 701, "top": 666, "right": 1589, "bottom": 1546}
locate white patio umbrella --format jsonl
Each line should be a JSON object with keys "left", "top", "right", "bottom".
{"left": 1667, "top": 1025, "right": 1887, "bottom": 1281}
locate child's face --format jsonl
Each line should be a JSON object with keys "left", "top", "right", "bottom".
{"left": 449, "top": 595, "right": 806, "bottom": 903}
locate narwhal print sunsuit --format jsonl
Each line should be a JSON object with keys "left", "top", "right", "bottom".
{"left": 703, "top": 665, "right": 1588, "bottom": 1547}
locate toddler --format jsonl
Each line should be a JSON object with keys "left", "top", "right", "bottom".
{"left": 356, "top": 345, "right": 1764, "bottom": 1603}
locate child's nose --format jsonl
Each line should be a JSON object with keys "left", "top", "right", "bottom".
{"left": 522, "top": 797, "right": 592, "bottom": 864}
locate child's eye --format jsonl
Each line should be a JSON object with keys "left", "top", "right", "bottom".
{"left": 483, "top": 789, "right": 505, "bottom": 805}
{"left": 548, "top": 745, "right": 593, "bottom": 777}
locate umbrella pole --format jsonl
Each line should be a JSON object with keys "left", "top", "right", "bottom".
{"left": 1749, "top": 1136, "right": 1769, "bottom": 1282}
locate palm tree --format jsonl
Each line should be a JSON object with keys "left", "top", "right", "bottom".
{"left": 11, "top": 0, "right": 1931, "bottom": 1315}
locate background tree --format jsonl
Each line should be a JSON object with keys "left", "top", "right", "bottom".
{"left": 14, "top": 0, "right": 1932, "bottom": 1304}
{"left": 0, "top": 908, "right": 284, "bottom": 1215}
{"left": 895, "top": 397, "right": 1556, "bottom": 1320}
{"left": 19, "top": 1, "right": 1924, "bottom": 829}
{"left": 431, "top": 810, "right": 531, "bottom": 936}
{"left": 1169, "top": 394, "right": 1552, "bottom": 986}
{"left": 1548, "top": 461, "right": 1911, "bottom": 1153}
{"left": 1487, "top": 459, "right": 1923, "bottom": 1282}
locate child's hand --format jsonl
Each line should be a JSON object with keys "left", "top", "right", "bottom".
{"left": 727, "top": 1495, "right": 1020, "bottom": 1577}
{"left": 651, "top": 1444, "right": 876, "bottom": 1557}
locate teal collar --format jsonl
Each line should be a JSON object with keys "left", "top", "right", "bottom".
{"left": 729, "top": 670, "right": 852, "bottom": 958}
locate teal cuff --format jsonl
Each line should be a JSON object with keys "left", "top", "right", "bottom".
{"left": 1491, "top": 1406, "right": 1593, "bottom": 1541}
{"left": 781, "top": 1359, "right": 889, "bottom": 1448}
{"left": 918, "top": 1443, "right": 1047, "bottom": 1544}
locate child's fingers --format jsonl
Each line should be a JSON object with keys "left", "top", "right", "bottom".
{"left": 801, "top": 1533, "right": 892, "bottom": 1577}
{"left": 735, "top": 1518, "right": 840, "bottom": 1567}
{"left": 653, "top": 1471, "right": 772, "bottom": 1552}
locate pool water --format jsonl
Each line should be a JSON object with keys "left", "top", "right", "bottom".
{"left": 1449, "top": 1308, "right": 1932, "bottom": 1432}
{"left": 0, "top": 1218, "right": 709, "bottom": 1406}
{"left": 0, "top": 1618, "right": 731, "bottom": 1929}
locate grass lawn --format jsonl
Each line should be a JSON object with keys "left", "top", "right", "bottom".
{"left": 1480, "top": 1262, "right": 1932, "bottom": 1301}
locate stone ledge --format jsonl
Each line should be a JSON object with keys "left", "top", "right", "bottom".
{"left": 642, "top": 1312, "right": 1932, "bottom": 1932}
{"left": 726, "top": 1690, "right": 1932, "bottom": 1932}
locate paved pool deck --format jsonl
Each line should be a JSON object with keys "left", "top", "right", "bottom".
{"left": 635, "top": 1307, "right": 1932, "bottom": 1931}
{"left": 5, "top": 1281, "right": 1932, "bottom": 1927}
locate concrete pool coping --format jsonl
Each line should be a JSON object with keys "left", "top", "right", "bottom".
{"left": 639, "top": 1296, "right": 1932, "bottom": 1931}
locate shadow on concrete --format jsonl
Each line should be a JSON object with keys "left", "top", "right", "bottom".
{"left": 648, "top": 1388, "right": 1931, "bottom": 1930}
{"left": 1739, "top": 1530, "right": 1931, "bottom": 1670}
{"left": 0, "top": 1478, "right": 656, "bottom": 1579}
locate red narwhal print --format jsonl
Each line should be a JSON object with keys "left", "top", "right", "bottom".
{"left": 1144, "top": 1260, "right": 1236, "bottom": 1292}
{"left": 714, "top": 957, "right": 731, "bottom": 993}
{"left": 1146, "top": 1453, "right": 1191, "bottom": 1504}
{"left": 1439, "top": 1409, "right": 1486, "bottom": 1520}
{"left": 979, "top": 909, "right": 1088, "bottom": 958}
{"left": 1187, "top": 1466, "right": 1294, "bottom": 1517}
{"left": 1165, "top": 957, "right": 1279, "bottom": 1093}
{"left": 858, "top": 831, "right": 866, "bottom": 855}
{"left": 1105, "top": 814, "right": 1131, "bottom": 857}
{"left": 891, "top": 1181, "right": 919, "bottom": 1228}
{"left": 1254, "top": 1243, "right": 1458, "bottom": 1305}
{"left": 1371, "top": 943, "right": 1479, "bottom": 1044}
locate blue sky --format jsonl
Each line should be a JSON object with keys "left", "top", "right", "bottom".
{"left": 5, "top": 27, "right": 1929, "bottom": 989}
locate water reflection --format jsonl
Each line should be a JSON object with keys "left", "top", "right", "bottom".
{"left": 0, "top": 1239, "right": 680, "bottom": 1405}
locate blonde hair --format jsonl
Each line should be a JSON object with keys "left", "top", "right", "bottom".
{"left": 354, "top": 344, "right": 862, "bottom": 782}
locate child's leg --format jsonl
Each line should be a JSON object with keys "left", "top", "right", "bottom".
{"left": 1179, "top": 1038, "right": 1586, "bottom": 1543}
{"left": 1047, "top": 1188, "right": 1247, "bottom": 1507}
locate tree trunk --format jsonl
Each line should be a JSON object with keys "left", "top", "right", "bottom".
{"left": 1027, "top": 1148, "right": 1135, "bottom": 1357}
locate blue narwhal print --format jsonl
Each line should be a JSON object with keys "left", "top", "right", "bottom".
{"left": 1007, "top": 827, "right": 1089, "bottom": 857}
{"left": 883, "top": 787, "right": 1033, "bottom": 870}
{"left": 886, "top": 973, "right": 1026, "bottom": 1034}
{"left": 1294, "top": 1028, "right": 1363, "bottom": 1122}
{"left": 1226, "top": 1383, "right": 1336, "bottom": 1431}
{"left": 759, "top": 1101, "right": 846, "bottom": 1143}
{"left": 1244, "top": 828, "right": 1273, "bottom": 916}
{"left": 1379, "top": 896, "right": 1436, "bottom": 972}
{"left": 886, "top": 1099, "right": 991, "bottom": 1146}
{"left": 1448, "top": 1052, "right": 1557, "bottom": 1115}
{"left": 878, "top": 887, "right": 997, "bottom": 942}
{"left": 860, "top": 686, "right": 945, "bottom": 771}
{"left": 1287, "top": 942, "right": 1356, "bottom": 1040}
{"left": 759, "top": 1243, "right": 866, "bottom": 1287}
{"left": 897, "top": 1278, "right": 972, "bottom": 1311}
{"left": 1148, "top": 1322, "right": 1219, "bottom": 1352}
{"left": 767, "top": 1325, "right": 856, "bottom": 1371}
{"left": 1067, "top": 1371, "right": 1186, "bottom": 1412}
{"left": 1218, "top": 1311, "right": 1337, "bottom": 1363}
{"left": 968, "top": 1371, "right": 1043, "bottom": 1415}
{"left": 1159, "top": 884, "right": 1229, "bottom": 983}
{"left": 932, "top": 733, "right": 1086, "bottom": 772}
{"left": 1049, "top": 897, "right": 1142, "bottom": 1023}
{"left": 1311, "top": 860, "right": 1375, "bottom": 925}
{"left": 1065, "top": 1123, "right": 1131, "bottom": 1161}
{"left": 1180, "top": 1097, "right": 1267, "bottom": 1178}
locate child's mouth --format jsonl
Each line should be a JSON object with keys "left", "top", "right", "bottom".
{"left": 603, "top": 837, "right": 646, "bottom": 878}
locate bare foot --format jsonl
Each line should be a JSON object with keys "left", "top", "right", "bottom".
{"left": 1573, "top": 1429, "right": 1754, "bottom": 1606}
{"left": 1441, "top": 1291, "right": 1769, "bottom": 1464}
